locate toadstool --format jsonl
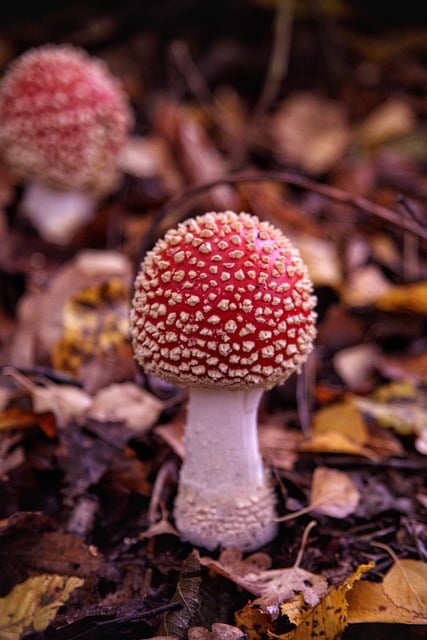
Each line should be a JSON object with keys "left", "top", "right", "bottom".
{"left": 130, "top": 210, "right": 317, "bottom": 550}
{"left": 0, "top": 44, "right": 133, "bottom": 244}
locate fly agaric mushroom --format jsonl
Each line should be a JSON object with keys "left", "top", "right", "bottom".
{"left": 130, "top": 210, "right": 317, "bottom": 550}
{"left": 0, "top": 44, "right": 133, "bottom": 244}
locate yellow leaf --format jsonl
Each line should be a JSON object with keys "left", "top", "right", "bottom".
{"left": 235, "top": 602, "right": 274, "bottom": 640}
{"left": 302, "top": 400, "right": 372, "bottom": 457}
{"left": 0, "top": 574, "right": 83, "bottom": 640}
{"left": 376, "top": 281, "right": 427, "bottom": 314}
{"left": 300, "top": 431, "right": 374, "bottom": 459}
{"left": 347, "top": 581, "right": 427, "bottom": 625}
{"left": 272, "top": 563, "right": 374, "bottom": 640}
{"left": 352, "top": 381, "right": 427, "bottom": 439}
{"left": 312, "top": 401, "right": 369, "bottom": 444}
{"left": 383, "top": 559, "right": 427, "bottom": 615}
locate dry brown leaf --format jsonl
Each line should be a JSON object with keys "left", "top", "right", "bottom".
{"left": 333, "top": 344, "right": 379, "bottom": 392}
{"left": 356, "top": 98, "right": 416, "bottom": 148}
{"left": 291, "top": 234, "right": 342, "bottom": 289}
{"left": 89, "top": 382, "right": 163, "bottom": 431}
{"left": 276, "top": 468, "right": 360, "bottom": 523}
{"left": 310, "top": 467, "right": 360, "bottom": 518}
{"left": 119, "top": 134, "right": 183, "bottom": 192}
{"left": 188, "top": 623, "right": 246, "bottom": 639}
{"left": 269, "top": 92, "right": 351, "bottom": 175}
{"left": 341, "top": 265, "right": 392, "bottom": 307}
{"left": 0, "top": 574, "right": 83, "bottom": 640}
{"left": 197, "top": 548, "right": 328, "bottom": 620}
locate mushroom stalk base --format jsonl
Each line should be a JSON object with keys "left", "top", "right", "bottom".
{"left": 20, "top": 181, "right": 96, "bottom": 245}
{"left": 174, "top": 387, "right": 277, "bottom": 551}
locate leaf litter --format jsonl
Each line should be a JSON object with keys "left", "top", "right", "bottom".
{"left": 0, "top": 3, "right": 426, "bottom": 640}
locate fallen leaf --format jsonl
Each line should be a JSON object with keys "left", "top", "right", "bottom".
{"left": 333, "top": 344, "right": 379, "bottom": 392}
{"left": 269, "top": 92, "right": 351, "bottom": 175}
{"left": 310, "top": 467, "right": 360, "bottom": 518}
{"left": 276, "top": 468, "right": 360, "bottom": 523}
{"left": 8, "top": 250, "right": 133, "bottom": 387}
{"left": 376, "top": 281, "right": 427, "bottom": 314}
{"left": 197, "top": 548, "right": 328, "bottom": 620}
{"left": 159, "top": 552, "right": 202, "bottom": 638}
{"left": 356, "top": 98, "right": 416, "bottom": 148}
{"left": 312, "top": 401, "right": 369, "bottom": 444}
{"left": 382, "top": 559, "right": 427, "bottom": 615}
{"left": 347, "top": 560, "right": 427, "bottom": 624}
{"left": 301, "top": 401, "right": 376, "bottom": 458}
{"left": 299, "top": 431, "right": 376, "bottom": 459}
{"left": 0, "top": 574, "right": 83, "bottom": 640}
{"left": 272, "top": 562, "right": 374, "bottom": 639}
{"left": 347, "top": 580, "right": 427, "bottom": 625}
{"left": 341, "top": 265, "right": 392, "bottom": 307}
{"left": 89, "top": 382, "right": 163, "bottom": 431}
{"left": 234, "top": 602, "right": 274, "bottom": 640}
{"left": 352, "top": 380, "right": 427, "bottom": 454}
{"left": 119, "top": 134, "right": 183, "bottom": 193}
{"left": 188, "top": 623, "right": 246, "bottom": 639}
{"left": 2, "top": 366, "right": 91, "bottom": 427}
{"left": 291, "top": 234, "right": 342, "bottom": 290}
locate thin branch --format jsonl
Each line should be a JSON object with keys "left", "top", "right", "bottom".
{"left": 252, "top": 0, "right": 294, "bottom": 122}
{"left": 138, "top": 170, "right": 427, "bottom": 263}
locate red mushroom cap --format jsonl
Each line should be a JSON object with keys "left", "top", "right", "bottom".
{"left": 0, "top": 44, "right": 133, "bottom": 195}
{"left": 130, "top": 210, "right": 317, "bottom": 389}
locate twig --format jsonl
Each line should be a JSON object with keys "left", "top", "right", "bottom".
{"left": 252, "top": 0, "right": 294, "bottom": 122}
{"left": 396, "top": 194, "right": 422, "bottom": 280}
{"left": 137, "top": 170, "right": 427, "bottom": 266}
{"left": 169, "top": 39, "right": 217, "bottom": 121}
{"left": 293, "top": 520, "right": 317, "bottom": 568}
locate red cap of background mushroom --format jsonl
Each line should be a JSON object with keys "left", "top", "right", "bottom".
{"left": 0, "top": 44, "right": 132, "bottom": 195}
{"left": 130, "top": 211, "right": 317, "bottom": 551}
{"left": 0, "top": 44, "right": 133, "bottom": 243}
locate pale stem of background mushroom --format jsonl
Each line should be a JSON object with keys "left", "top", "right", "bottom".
{"left": 175, "top": 386, "right": 277, "bottom": 551}
{"left": 20, "top": 182, "right": 96, "bottom": 245}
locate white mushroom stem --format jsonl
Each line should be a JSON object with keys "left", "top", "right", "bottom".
{"left": 20, "top": 181, "right": 97, "bottom": 245}
{"left": 174, "top": 387, "right": 278, "bottom": 551}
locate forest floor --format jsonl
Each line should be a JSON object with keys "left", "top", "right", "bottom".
{"left": 0, "top": 2, "right": 426, "bottom": 639}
